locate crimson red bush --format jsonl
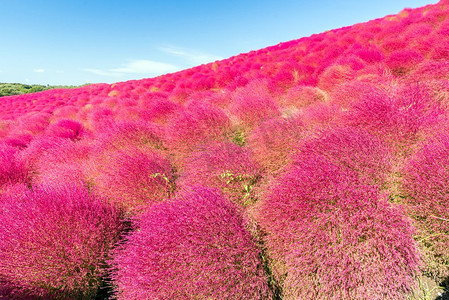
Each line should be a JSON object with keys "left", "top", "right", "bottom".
{"left": 46, "top": 119, "right": 85, "bottom": 140}
{"left": 318, "top": 64, "right": 356, "bottom": 91}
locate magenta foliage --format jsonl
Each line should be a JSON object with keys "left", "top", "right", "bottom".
{"left": 138, "top": 96, "right": 181, "bottom": 124}
{"left": 318, "top": 64, "right": 356, "bottom": 91}
{"left": 247, "top": 116, "right": 306, "bottom": 173}
{"left": 381, "top": 37, "right": 408, "bottom": 54}
{"left": 0, "top": 143, "right": 28, "bottom": 187}
{"left": 53, "top": 105, "right": 79, "bottom": 120}
{"left": 230, "top": 79, "right": 279, "bottom": 129}
{"left": 2, "top": 133, "right": 33, "bottom": 149}
{"left": 255, "top": 155, "right": 420, "bottom": 299}
{"left": 111, "top": 187, "right": 272, "bottom": 300}
{"left": 329, "top": 80, "right": 386, "bottom": 108}
{"left": 295, "top": 127, "right": 392, "bottom": 186}
{"left": 16, "top": 112, "right": 51, "bottom": 135}
{"left": 282, "top": 85, "right": 328, "bottom": 109}
{"left": 94, "top": 121, "right": 165, "bottom": 152}
{"left": 188, "top": 72, "right": 217, "bottom": 90}
{"left": 85, "top": 106, "right": 115, "bottom": 131}
{"left": 335, "top": 54, "right": 366, "bottom": 71}
{"left": 46, "top": 119, "right": 85, "bottom": 140}
{"left": 0, "top": 183, "right": 28, "bottom": 197}
{"left": 21, "top": 136, "right": 90, "bottom": 185}
{"left": 354, "top": 46, "right": 385, "bottom": 63}
{"left": 94, "top": 147, "right": 174, "bottom": 212}
{"left": 0, "top": 183, "right": 124, "bottom": 299}
{"left": 412, "top": 60, "right": 449, "bottom": 80}
{"left": 299, "top": 102, "right": 342, "bottom": 130}
{"left": 402, "top": 134, "right": 449, "bottom": 280}
{"left": 180, "top": 142, "right": 263, "bottom": 206}
{"left": 165, "top": 100, "right": 231, "bottom": 161}
{"left": 386, "top": 49, "right": 424, "bottom": 75}
{"left": 344, "top": 83, "right": 442, "bottom": 148}
{"left": 267, "top": 61, "right": 304, "bottom": 93}
{"left": 430, "top": 39, "right": 449, "bottom": 60}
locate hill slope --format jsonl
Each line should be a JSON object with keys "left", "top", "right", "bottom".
{"left": 1, "top": 1, "right": 449, "bottom": 299}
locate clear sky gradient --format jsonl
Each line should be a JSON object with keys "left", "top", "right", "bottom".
{"left": 0, "top": 0, "right": 438, "bottom": 85}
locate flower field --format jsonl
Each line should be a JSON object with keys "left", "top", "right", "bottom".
{"left": 1, "top": 1, "right": 449, "bottom": 299}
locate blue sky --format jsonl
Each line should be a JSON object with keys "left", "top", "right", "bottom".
{"left": 0, "top": 0, "right": 438, "bottom": 85}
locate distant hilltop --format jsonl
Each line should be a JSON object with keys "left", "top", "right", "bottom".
{"left": 0, "top": 82, "right": 81, "bottom": 97}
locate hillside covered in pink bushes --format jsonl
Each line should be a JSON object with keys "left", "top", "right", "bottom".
{"left": 1, "top": 1, "right": 449, "bottom": 299}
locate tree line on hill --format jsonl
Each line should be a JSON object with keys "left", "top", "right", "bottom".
{"left": 0, "top": 83, "right": 80, "bottom": 97}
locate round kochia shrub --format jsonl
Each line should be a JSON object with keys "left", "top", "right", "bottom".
{"left": 0, "top": 143, "right": 28, "bottom": 187}
{"left": 295, "top": 127, "right": 392, "bottom": 186}
{"left": 180, "top": 142, "right": 263, "bottom": 206}
{"left": 111, "top": 187, "right": 272, "bottom": 300}
{"left": 93, "top": 147, "right": 175, "bottom": 213}
{"left": 45, "top": 119, "right": 85, "bottom": 140}
{"left": 255, "top": 155, "right": 420, "bottom": 299}
{"left": 402, "top": 134, "right": 449, "bottom": 281}
{"left": 282, "top": 85, "right": 328, "bottom": 109}
{"left": 20, "top": 136, "right": 91, "bottom": 186}
{"left": 386, "top": 49, "right": 424, "bottom": 75}
{"left": 165, "top": 100, "right": 231, "bottom": 163}
{"left": 229, "top": 79, "right": 279, "bottom": 129}
{"left": 344, "top": 83, "right": 442, "bottom": 148}
{"left": 247, "top": 116, "right": 306, "bottom": 174}
{"left": 0, "top": 184, "right": 124, "bottom": 299}
{"left": 94, "top": 121, "right": 165, "bottom": 153}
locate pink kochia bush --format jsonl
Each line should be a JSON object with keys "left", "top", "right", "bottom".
{"left": 230, "top": 79, "right": 280, "bottom": 129}
{"left": 282, "top": 85, "right": 328, "bottom": 109}
{"left": 296, "top": 127, "right": 392, "bottom": 186}
{"left": 94, "top": 121, "right": 165, "bottom": 153}
{"left": 21, "top": 136, "right": 90, "bottom": 186}
{"left": 180, "top": 142, "right": 262, "bottom": 206}
{"left": 0, "top": 184, "right": 123, "bottom": 299}
{"left": 247, "top": 116, "right": 306, "bottom": 174}
{"left": 402, "top": 134, "right": 449, "bottom": 281}
{"left": 111, "top": 187, "right": 272, "bottom": 299}
{"left": 165, "top": 100, "right": 231, "bottom": 163}
{"left": 386, "top": 49, "right": 424, "bottom": 75}
{"left": 255, "top": 155, "right": 420, "bottom": 299}
{"left": 0, "top": 143, "right": 28, "bottom": 188}
{"left": 344, "top": 83, "right": 442, "bottom": 149}
{"left": 94, "top": 147, "right": 175, "bottom": 213}
{"left": 45, "top": 119, "right": 85, "bottom": 140}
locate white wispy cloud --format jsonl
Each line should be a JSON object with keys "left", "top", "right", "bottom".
{"left": 33, "top": 69, "right": 45, "bottom": 73}
{"left": 159, "top": 47, "right": 224, "bottom": 65}
{"left": 84, "top": 59, "right": 180, "bottom": 78}
{"left": 111, "top": 60, "right": 179, "bottom": 74}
